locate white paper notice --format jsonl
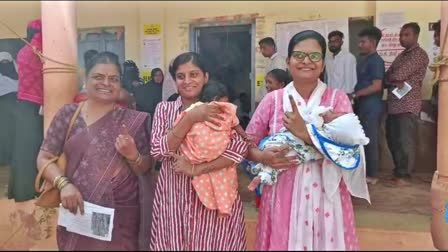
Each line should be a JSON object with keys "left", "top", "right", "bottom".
{"left": 377, "top": 12, "right": 405, "bottom": 70}
{"left": 392, "top": 82, "right": 412, "bottom": 99}
{"left": 58, "top": 201, "right": 115, "bottom": 241}
{"left": 142, "top": 36, "right": 162, "bottom": 69}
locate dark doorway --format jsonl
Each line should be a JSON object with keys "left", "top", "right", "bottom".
{"left": 193, "top": 24, "right": 253, "bottom": 128}
{"left": 348, "top": 16, "right": 375, "bottom": 59}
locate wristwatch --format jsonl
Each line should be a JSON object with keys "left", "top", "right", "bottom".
{"left": 351, "top": 93, "right": 357, "bottom": 100}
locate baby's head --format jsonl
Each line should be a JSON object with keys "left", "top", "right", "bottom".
{"left": 322, "top": 111, "right": 347, "bottom": 124}
{"left": 199, "top": 79, "right": 229, "bottom": 103}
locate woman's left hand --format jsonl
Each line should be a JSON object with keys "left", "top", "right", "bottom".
{"left": 283, "top": 95, "right": 308, "bottom": 138}
{"left": 115, "top": 124, "right": 139, "bottom": 161}
{"left": 171, "top": 153, "right": 196, "bottom": 177}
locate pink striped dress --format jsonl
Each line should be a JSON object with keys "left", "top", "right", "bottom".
{"left": 149, "top": 97, "right": 249, "bottom": 250}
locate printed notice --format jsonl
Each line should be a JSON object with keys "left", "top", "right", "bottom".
{"left": 392, "top": 82, "right": 412, "bottom": 99}
{"left": 58, "top": 201, "right": 115, "bottom": 241}
{"left": 142, "top": 37, "right": 162, "bottom": 70}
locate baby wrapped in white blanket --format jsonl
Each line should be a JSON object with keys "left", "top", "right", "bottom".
{"left": 247, "top": 106, "right": 369, "bottom": 192}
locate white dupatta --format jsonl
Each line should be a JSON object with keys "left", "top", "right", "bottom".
{"left": 281, "top": 81, "right": 369, "bottom": 250}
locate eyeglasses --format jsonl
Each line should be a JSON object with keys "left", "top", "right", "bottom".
{"left": 291, "top": 51, "right": 323, "bottom": 62}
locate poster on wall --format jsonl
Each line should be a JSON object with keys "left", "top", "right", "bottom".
{"left": 142, "top": 37, "right": 162, "bottom": 70}
{"left": 141, "top": 23, "right": 163, "bottom": 82}
{"left": 376, "top": 12, "right": 405, "bottom": 70}
{"left": 275, "top": 18, "right": 349, "bottom": 59}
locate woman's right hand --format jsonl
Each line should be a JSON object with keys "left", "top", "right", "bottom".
{"left": 60, "top": 184, "right": 85, "bottom": 215}
{"left": 186, "top": 103, "right": 224, "bottom": 126}
{"left": 260, "top": 145, "right": 298, "bottom": 169}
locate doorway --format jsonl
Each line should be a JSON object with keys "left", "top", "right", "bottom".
{"left": 191, "top": 24, "right": 254, "bottom": 128}
{"left": 348, "top": 16, "right": 374, "bottom": 59}
{"left": 78, "top": 26, "right": 125, "bottom": 68}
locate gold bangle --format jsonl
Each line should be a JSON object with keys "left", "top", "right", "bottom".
{"left": 56, "top": 177, "right": 65, "bottom": 189}
{"left": 58, "top": 181, "right": 70, "bottom": 191}
{"left": 57, "top": 177, "right": 70, "bottom": 191}
{"left": 53, "top": 175, "right": 62, "bottom": 187}
{"left": 127, "top": 152, "right": 142, "bottom": 165}
{"left": 56, "top": 178, "right": 67, "bottom": 190}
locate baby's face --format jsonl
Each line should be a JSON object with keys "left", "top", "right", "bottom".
{"left": 322, "top": 111, "right": 346, "bottom": 124}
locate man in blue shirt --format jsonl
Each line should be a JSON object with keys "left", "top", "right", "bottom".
{"left": 351, "top": 26, "right": 385, "bottom": 185}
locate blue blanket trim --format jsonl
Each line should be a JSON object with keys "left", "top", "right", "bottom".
{"left": 311, "top": 124, "right": 361, "bottom": 170}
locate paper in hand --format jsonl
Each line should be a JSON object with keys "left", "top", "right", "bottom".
{"left": 392, "top": 82, "right": 412, "bottom": 99}
{"left": 58, "top": 201, "right": 115, "bottom": 241}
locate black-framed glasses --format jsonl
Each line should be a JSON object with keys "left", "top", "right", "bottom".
{"left": 291, "top": 51, "right": 323, "bottom": 62}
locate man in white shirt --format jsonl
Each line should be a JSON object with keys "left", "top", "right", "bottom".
{"left": 325, "top": 30, "right": 357, "bottom": 94}
{"left": 258, "top": 37, "right": 287, "bottom": 101}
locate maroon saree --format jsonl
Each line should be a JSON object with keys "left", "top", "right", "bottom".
{"left": 40, "top": 103, "right": 155, "bottom": 251}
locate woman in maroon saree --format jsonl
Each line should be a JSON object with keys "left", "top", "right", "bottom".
{"left": 36, "top": 52, "right": 154, "bottom": 251}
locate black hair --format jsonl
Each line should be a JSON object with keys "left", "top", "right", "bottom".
{"left": 328, "top": 30, "right": 344, "bottom": 40}
{"left": 170, "top": 52, "right": 208, "bottom": 80}
{"left": 287, "top": 30, "right": 327, "bottom": 59}
{"left": 85, "top": 51, "right": 122, "bottom": 77}
{"left": 83, "top": 49, "right": 98, "bottom": 67}
{"left": 123, "top": 60, "right": 140, "bottom": 80}
{"left": 259, "top": 37, "right": 276, "bottom": 48}
{"left": 358, "top": 26, "right": 383, "bottom": 46}
{"left": 402, "top": 22, "right": 421, "bottom": 35}
{"left": 434, "top": 20, "right": 441, "bottom": 35}
{"left": 122, "top": 60, "right": 143, "bottom": 92}
{"left": 266, "top": 69, "right": 291, "bottom": 87}
{"left": 167, "top": 93, "right": 179, "bottom": 102}
{"left": 199, "top": 79, "right": 229, "bottom": 103}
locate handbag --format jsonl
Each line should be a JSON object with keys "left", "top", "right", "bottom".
{"left": 34, "top": 103, "right": 84, "bottom": 208}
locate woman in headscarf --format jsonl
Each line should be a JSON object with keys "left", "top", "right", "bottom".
{"left": 0, "top": 52, "right": 18, "bottom": 165}
{"left": 133, "top": 68, "right": 164, "bottom": 119}
{"left": 10, "top": 19, "right": 43, "bottom": 203}
{"left": 245, "top": 30, "right": 370, "bottom": 250}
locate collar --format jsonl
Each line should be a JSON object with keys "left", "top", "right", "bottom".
{"left": 404, "top": 44, "right": 420, "bottom": 53}
{"left": 174, "top": 96, "right": 183, "bottom": 112}
{"left": 364, "top": 51, "right": 378, "bottom": 59}
{"left": 270, "top": 52, "right": 278, "bottom": 60}
{"left": 331, "top": 49, "right": 343, "bottom": 58}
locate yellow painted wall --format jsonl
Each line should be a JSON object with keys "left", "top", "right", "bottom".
{"left": 75, "top": 1, "right": 141, "bottom": 64}
{"left": 376, "top": 1, "right": 442, "bottom": 99}
{"left": 0, "top": 1, "right": 40, "bottom": 38}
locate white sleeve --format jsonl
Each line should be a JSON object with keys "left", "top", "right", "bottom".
{"left": 346, "top": 54, "right": 357, "bottom": 93}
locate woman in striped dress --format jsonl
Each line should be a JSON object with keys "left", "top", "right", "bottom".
{"left": 149, "top": 52, "right": 249, "bottom": 250}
